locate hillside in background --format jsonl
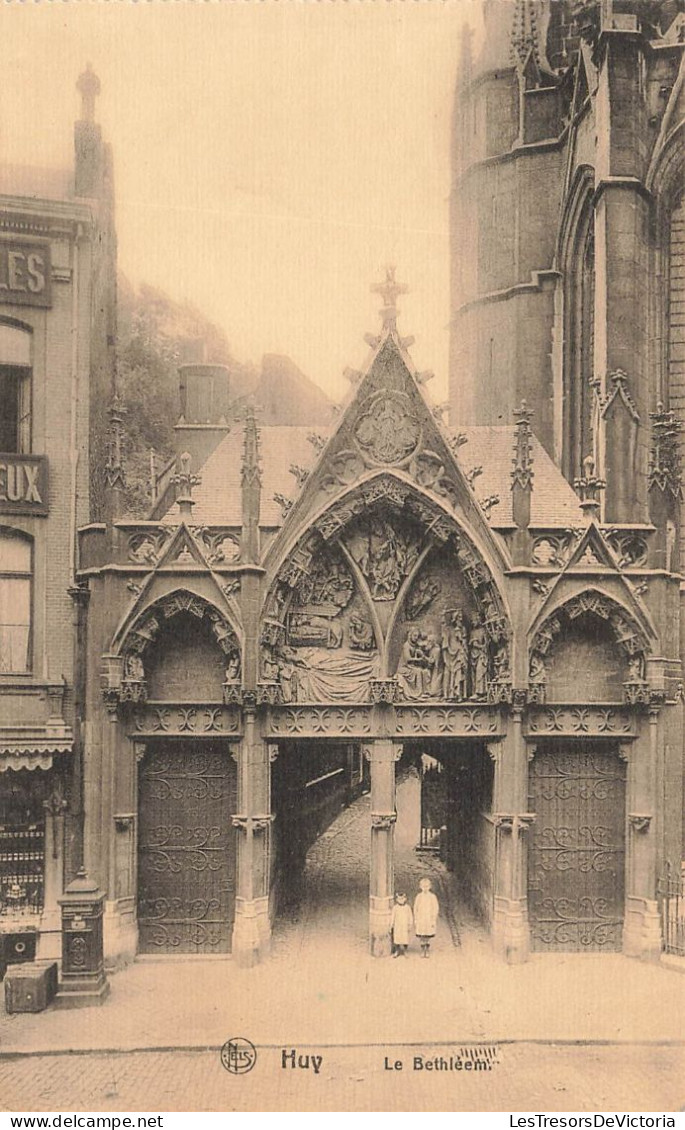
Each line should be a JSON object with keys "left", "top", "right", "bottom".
{"left": 117, "top": 277, "right": 333, "bottom": 515}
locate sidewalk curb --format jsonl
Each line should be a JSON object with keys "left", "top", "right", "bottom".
{"left": 1, "top": 1037, "right": 684, "bottom": 1059}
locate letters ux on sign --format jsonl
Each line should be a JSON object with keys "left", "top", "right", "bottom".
{"left": 0, "top": 456, "right": 49, "bottom": 516}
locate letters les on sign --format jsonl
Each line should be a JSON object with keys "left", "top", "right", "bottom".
{"left": 0, "top": 455, "right": 49, "bottom": 517}
{"left": 0, "top": 241, "right": 51, "bottom": 308}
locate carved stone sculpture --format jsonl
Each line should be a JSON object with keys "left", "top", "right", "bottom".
{"left": 348, "top": 615, "right": 376, "bottom": 651}
{"left": 125, "top": 653, "right": 145, "bottom": 681}
{"left": 347, "top": 518, "right": 420, "bottom": 601}
{"left": 529, "top": 652, "right": 546, "bottom": 684}
{"left": 354, "top": 393, "right": 420, "bottom": 464}
{"left": 441, "top": 609, "right": 468, "bottom": 701}
{"left": 405, "top": 576, "right": 441, "bottom": 621}
{"left": 469, "top": 624, "right": 488, "bottom": 699}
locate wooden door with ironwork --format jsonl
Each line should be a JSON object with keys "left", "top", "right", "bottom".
{"left": 528, "top": 744, "right": 625, "bottom": 951}
{"left": 137, "top": 741, "right": 236, "bottom": 954}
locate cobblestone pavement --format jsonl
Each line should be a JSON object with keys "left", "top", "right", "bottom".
{"left": 0, "top": 1043, "right": 683, "bottom": 1113}
{"left": 0, "top": 786, "right": 683, "bottom": 1111}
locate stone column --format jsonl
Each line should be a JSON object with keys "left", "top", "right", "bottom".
{"left": 592, "top": 31, "right": 652, "bottom": 525}
{"left": 623, "top": 700, "right": 662, "bottom": 959}
{"left": 37, "top": 787, "right": 68, "bottom": 961}
{"left": 231, "top": 699, "right": 273, "bottom": 967}
{"left": 366, "top": 738, "right": 401, "bottom": 957}
{"left": 491, "top": 695, "right": 532, "bottom": 963}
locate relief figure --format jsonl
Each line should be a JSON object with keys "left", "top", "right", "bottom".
{"left": 348, "top": 614, "right": 376, "bottom": 651}
{"left": 397, "top": 628, "right": 443, "bottom": 700}
{"left": 349, "top": 518, "right": 419, "bottom": 602}
{"left": 441, "top": 609, "right": 468, "bottom": 701}
{"left": 397, "top": 629, "right": 427, "bottom": 699}
{"left": 469, "top": 624, "right": 488, "bottom": 699}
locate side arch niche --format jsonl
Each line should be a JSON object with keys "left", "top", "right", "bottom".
{"left": 261, "top": 478, "right": 511, "bottom": 704}
{"left": 528, "top": 591, "right": 651, "bottom": 705}
{"left": 110, "top": 589, "right": 242, "bottom": 705}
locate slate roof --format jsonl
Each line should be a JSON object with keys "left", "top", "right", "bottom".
{"left": 162, "top": 423, "right": 584, "bottom": 530}
{"left": 458, "top": 426, "right": 585, "bottom": 527}
{"left": 161, "top": 426, "right": 323, "bottom": 527}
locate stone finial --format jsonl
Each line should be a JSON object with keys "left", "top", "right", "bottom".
{"left": 77, "top": 64, "right": 101, "bottom": 123}
{"left": 511, "top": 400, "right": 534, "bottom": 530}
{"left": 241, "top": 405, "right": 262, "bottom": 488}
{"left": 511, "top": 0, "right": 540, "bottom": 65}
{"left": 371, "top": 266, "right": 408, "bottom": 331}
{"left": 649, "top": 402, "right": 682, "bottom": 500}
{"left": 574, "top": 454, "right": 606, "bottom": 517}
{"left": 173, "top": 451, "right": 201, "bottom": 520}
{"left": 241, "top": 405, "right": 262, "bottom": 563}
{"left": 511, "top": 399, "right": 534, "bottom": 491}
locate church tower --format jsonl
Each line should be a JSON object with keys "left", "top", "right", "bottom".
{"left": 450, "top": 0, "right": 685, "bottom": 529}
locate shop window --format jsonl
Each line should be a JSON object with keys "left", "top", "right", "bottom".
{"left": 0, "top": 771, "right": 46, "bottom": 917}
{"left": 0, "top": 531, "right": 32, "bottom": 674}
{"left": 0, "top": 323, "right": 32, "bottom": 454}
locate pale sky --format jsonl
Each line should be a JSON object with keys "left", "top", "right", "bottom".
{"left": 1, "top": 1, "right": 482, "bottom": 402}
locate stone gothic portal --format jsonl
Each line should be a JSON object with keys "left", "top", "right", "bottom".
{"left": 137, "top": 740, "right": 237, "bottom": 954}
{"left": 528, "top": 744, "right": 626, "bottom": 952}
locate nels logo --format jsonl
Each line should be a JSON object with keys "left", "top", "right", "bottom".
{"left": 221, "top": 1037, "right": 257, "bottom": 1075}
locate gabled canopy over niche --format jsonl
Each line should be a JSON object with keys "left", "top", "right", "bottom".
{"left": 116, "top": 590, "right": 241, "bottom": 701}
{"left": 529, "top": 591, "right": 650, "bottom": 704}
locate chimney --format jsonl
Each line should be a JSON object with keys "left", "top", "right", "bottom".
{"left": 74, "top": 65, "right": 103, "bottom": 198}
{"left": 174, "top": 363, "right": 231, "bottom": 470}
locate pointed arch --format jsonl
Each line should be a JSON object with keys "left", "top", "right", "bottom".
{"left": 260, "top": 472, "right": 513, "bottom": 700}
{"left": 111, "top": 586, "right": 242, "bottom": 674}
{"left": 557, "top": 164, "right": 596, "bottom": 482}
{"left": 528, "top": 587, "right": 653, "bottom": 699}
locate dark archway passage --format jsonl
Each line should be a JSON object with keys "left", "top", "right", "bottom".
{"left": 270, "top": 738, "right": 494, "bottom": 957}
{"left": 270, "top": 741, "right": 368, "bottom": 923}
{"left": 397, "top": 742, "right": 495, "bottom": 934}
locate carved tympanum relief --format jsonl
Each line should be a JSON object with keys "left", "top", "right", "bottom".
{"left": 391, "top": 551, "right": 507, "bottom": 703}
{"left": 261, "top": 544, "right": 380, "bottom": 703}
{"left": 344, "top": 514, "right": 421, "bottom": 601}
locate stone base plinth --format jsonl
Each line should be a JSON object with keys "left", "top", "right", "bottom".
{"left": 104, "top": 901, "right": 138, "bottom": 970}
{"left": 55, "top": 971, "right": 110, "bottom": 1009}
{"left": 623, "top": 897, "right": 662, "bottom": 961}
{"left": 232, "top": 897, "right": 271, "bottom": 967}
{"left": 369, "top": 894, "right": 393, "bottom": 957}
{"left": 492, "top": 896, "right": 530, "bottom": 964}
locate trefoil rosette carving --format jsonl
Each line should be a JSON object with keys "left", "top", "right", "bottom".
{"left": 354, "top": 391, "right": 421, "bottom": 466}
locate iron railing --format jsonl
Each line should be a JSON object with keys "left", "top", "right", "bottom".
{"left": 418, "top": 826, "right": 442, "bottom": 852}
{"left": 658, "top": 860, "right": 685, "bottom": 956}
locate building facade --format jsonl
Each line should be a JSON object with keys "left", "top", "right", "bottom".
{"left": 0, "top": 68, "right": 117, "bottom": 969}
{"left": 87, "top": 266, "right": 682, "bottom": 969}
{"left": 2, "top": 0, "right": 685, "bottom": 984}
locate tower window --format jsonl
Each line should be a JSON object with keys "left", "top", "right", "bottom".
{"left": 0, "top": 324, "right": 32, "bottom": 454}
{"left": 563, "top": 207, "right": 595, "bottom": 482}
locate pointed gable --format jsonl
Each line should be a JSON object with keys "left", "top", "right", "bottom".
{"left": 265, "top": 293, "right": 507, "bottom": 573}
